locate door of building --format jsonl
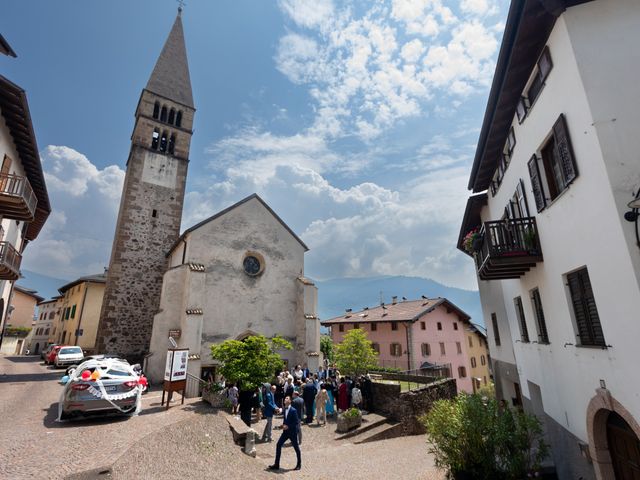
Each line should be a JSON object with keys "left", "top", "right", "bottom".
{"left": 607, "top": 411, "right": 640, "bottom": 479}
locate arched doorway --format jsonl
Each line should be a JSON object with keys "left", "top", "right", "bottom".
{"left": 607, "top": 411, "right": 640, "bottom": 479}
{"left": 587, "top": 389, "right": 640, "bottom": 479}
{"left": 34, "top": 343, "right": 40, "bottom": 354}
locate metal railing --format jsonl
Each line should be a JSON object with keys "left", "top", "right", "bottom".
{"left": 0, "top": 241, "right": 21, "bottom": 278}
{"left": 475, "top": 217, "right": 542, "bottom": 271}
{"left": 0, "top": 173, "right": 37, "bottom": 218}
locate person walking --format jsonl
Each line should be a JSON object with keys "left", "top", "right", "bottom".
{"left": 268, "top": 396, "right": 301, "bottom": 471}
{"left": 261, "top": 384, "right": 278, "bottom": 443}
{"left": 302, "top": 379, "right": 317, "bottom": 424}
{"left": 315, "top": 386, "right": 328, "bottom": 425}
{"left": 291, "top": 391, "right": 305, "bottom": 445}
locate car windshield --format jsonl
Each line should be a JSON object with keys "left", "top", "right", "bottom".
{"left": 60, "top": 347, "right": 82, "bottom": 354}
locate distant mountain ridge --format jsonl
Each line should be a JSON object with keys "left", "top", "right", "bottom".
{"left": 314, "top": 275, "right": 484, "bottom": 328}
{"left": 17, "top": 270, "right": 71, "bottom": 301}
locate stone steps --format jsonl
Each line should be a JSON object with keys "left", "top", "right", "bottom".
{"left": 334, "top": 413, "right": 389, "bottom": 441}
{"left": 353, "top": 422, "right": 404, "bottom": 444}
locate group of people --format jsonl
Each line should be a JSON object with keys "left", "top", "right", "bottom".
{"left": 223, "top": 364, "right": 375, "bottom": 471}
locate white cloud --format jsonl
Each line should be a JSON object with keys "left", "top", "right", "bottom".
{"left": 278, "top": 0, "right": 335, "bottom": 31}
{"left": 23, "top": 146, "right": 124, "bottom": 282}
{"left": 460, "top": 0, "right": 498, "bottom": 16}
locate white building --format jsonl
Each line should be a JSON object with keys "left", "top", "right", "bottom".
{"left": 28, "top": 297, "right": 62, "bottom": 356}
{"left": 146, "top": 194, "right": 320, "bottom": 390}
{"left": 0, "top": 35, "right": 51, "bottom": 353}
{"left": 458, "top": 1, "right": 640, "bottom": 478}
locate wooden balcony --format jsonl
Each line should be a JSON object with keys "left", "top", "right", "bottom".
{"left": 0, "top": 173, "right": 37, "bottom": 221}
{"left": 0, "top": 241, "right": 22, "bottom": 280}
{"left": 474, "top": 217, "right": 543, "bottom": 280}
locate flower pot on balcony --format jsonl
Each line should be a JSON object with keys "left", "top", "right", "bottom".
{"left": 472, "top": 235, "right": 483, "bottom": 252}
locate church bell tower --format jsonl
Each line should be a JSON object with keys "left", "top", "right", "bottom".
{"left": 95, "top": 10, "right": 195, "bottom": 360}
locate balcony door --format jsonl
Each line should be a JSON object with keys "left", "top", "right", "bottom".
{"left": 0, "top": 155, "right": 10, "bottom": 191}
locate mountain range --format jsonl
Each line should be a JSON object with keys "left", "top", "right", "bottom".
{"left": 18, "top": 270, "right": 484, "bottom": 329}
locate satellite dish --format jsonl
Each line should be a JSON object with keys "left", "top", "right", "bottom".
{"left": 168, "top": 337, "right": 177, "bottom": 348}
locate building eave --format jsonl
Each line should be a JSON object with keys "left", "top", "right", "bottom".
{"left": 468, "top": 0, "right": 594, "bottom": 193}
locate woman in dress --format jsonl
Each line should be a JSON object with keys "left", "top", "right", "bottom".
{"left": 324, "top": 379, "right": 335, "bottom": 417}
{"left": 338, "top": 377, "right": 349, "bottom": 412}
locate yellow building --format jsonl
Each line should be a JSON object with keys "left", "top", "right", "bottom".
{"left": 55, "top": 274, "right": 106, "bottom": 349}
{"left": 464, "top": 326, "right": 492, "bottom": 393}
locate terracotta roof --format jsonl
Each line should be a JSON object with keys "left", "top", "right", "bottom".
{"left": 468, "top": 0, "right": 594, "bottom": 192}
{"left": 321, "top": 298, "right": 471, "bottom": 325}
{"left": 145, "top": 12, "right": 194, "bottom": 109}
{"left": 58, "top": 273, "right": 106, "bottom": 294}
{"left": 168, "top": 193, "right": 309, "bottom": 256}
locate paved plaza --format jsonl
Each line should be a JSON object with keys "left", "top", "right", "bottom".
{"left": 0, "top": 355, "right": 445, "bottom": 479}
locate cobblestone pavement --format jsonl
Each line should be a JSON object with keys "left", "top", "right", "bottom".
{"left": 0, "top": 355, "right": 200, "bottom": 480}
{"left": 1, "top": 355, "right": 446, "bottom": 480}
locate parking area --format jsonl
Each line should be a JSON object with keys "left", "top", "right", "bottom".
{"left": 0, "top": 355, "right": 198, "bottom": 480}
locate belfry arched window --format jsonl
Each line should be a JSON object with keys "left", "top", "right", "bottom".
{"left": 151, "top": 129, "right": 159, "bottom": 150}
{"left": 160, "top": 106, "right": 168, "bottom": 122}
{"left": 159, "top": 131, "right": 168, "bottom": 152}
{"left": 168, "top": 108, "right": 175, "bottom": 125}
{"left": 176, "top": 111, "right": 182, "bottom": 128}
{"left": 168, "top": 134, "right": 176, "bottom": 154}
{"left": 152, "top": 101, "right": 160, "bottom": 119}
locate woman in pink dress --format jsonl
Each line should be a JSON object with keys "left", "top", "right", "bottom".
{"left": 338, "top": 377, "right": 349, "bottom": 412}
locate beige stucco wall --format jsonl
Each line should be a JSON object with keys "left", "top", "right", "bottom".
{"left": 147, "top": 197, "right": 320, "bottom": 383}
{"left": 7, "top": 290, "right": 38, "bottom": 329}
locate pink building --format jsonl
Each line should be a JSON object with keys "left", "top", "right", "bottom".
{"left": 321, "top": 297, "right": 491, "bottom": 394}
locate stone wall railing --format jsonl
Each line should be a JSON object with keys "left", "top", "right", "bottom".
{"left": 371, "top": 378, "right": 457, "bottom": 435}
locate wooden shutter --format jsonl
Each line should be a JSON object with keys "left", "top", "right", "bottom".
{"left": 552, "top": 114, "right": 578, "bottom": 186}
{"left": 516, "top": 97, "right": 528, "bottom": 122}
{"left": 538, "top": 47, "right": 553, "bottom": 81}
{"left": 531, "top": 289, "right": 549, "bottom": 343}
{"left": 514, "top": 296, "right": 530, "bottom": 342}
{"left": 528, "top": 155, "right": 547, "bottom": 212}
{"left": 491, "top": 313, "right": 501, "bottom": 346}
{"left": 567, "top": 268, "right": 605, "bottom": 346}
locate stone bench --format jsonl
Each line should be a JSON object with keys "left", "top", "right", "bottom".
{"left": 225, "top": 415, "right": 257, "bottom": 457}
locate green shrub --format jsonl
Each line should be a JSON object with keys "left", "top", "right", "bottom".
{"left": 422, "top": 393, "right": 548, "bottom": 480}
{"left": 369, "top": 366, "right": 403, "bottom": 374}
{"left": 343, "top": 407, "right": 361, "bottom": 419}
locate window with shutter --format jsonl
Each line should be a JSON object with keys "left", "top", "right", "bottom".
{"left": 552, "top": 114, "right": 578, "bottom": 186}
{"left": 528, "top": 155, "right": 547, "bottom": 212}
{"left": 491, "top": 313, "right": 501, "bottom": 346}
{"left": 531, "top": 288, "right": 550, "bottom": 344}
{"left": 538, "top": 47, "right": 553, "bottom": 81}
{"left": 516, "top": 96, "right": 529, "bottom": 123}
{"left": 567, "top": 268, "right": 606, "bottom": 347}
{"left": 514, "top": 296, "right": 530, "bottom": 343}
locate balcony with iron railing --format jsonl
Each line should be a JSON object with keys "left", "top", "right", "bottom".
{"left": 0, "top": 173, "right": 38, "bottom": 222}
{"left": 473, "top": 217, "right": 543, "bottom": 280}
{"left": 0, "top": 241, "right": 21, "bottom": 280}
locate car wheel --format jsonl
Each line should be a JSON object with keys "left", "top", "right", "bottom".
{"left": 60, "top": 410, "right": 71, "bottom": 421}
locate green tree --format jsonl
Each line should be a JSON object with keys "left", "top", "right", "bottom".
{"left": 320, "top": 335, "right": 334, "bottom": 362}
{"left": 334, "top": 328, "right": 378, "bottom": 377}
{"left": 210, "top": 335, "right": 292, "bottom": 390}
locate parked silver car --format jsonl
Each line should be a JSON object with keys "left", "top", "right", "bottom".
{"left": 54, "top": 346, "right": 84, "bottom": 368}
{"left": 59, "top": 359, "right": 143, "bottom": 420}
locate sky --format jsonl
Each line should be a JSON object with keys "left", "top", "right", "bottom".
{"left": 1, "top": 0, "right": 508, "bottom": 290}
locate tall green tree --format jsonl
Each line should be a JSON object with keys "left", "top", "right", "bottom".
{"left": 320, "top": 335, "right": 334, "bottom": 363}
{"left": 210, "top": 335, "right": 292, "bottom": 390}
{"left": 334, "top": 328, "right": 378, "bottom": 377}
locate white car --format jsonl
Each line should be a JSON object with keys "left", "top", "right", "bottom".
{"left": 55, "top": 346, "right": 84, "bottom": 368}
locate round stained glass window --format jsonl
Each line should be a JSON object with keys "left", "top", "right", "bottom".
{"left": 243, "top": 255, "right": 262, "bottom": 276}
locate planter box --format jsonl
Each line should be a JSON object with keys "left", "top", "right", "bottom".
{"left": 202, "top": 390, "right": 227, "bottom": 408}
{"left": 336, "top": 410, "right": 363, "bottom": 433}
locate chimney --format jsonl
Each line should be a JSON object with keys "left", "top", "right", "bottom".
{"left": 392, "top": 296, "right": 398, "bottom": 305}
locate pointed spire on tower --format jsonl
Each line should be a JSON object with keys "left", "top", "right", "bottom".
{"left": 146, "top": 11, "right": 194, "bottom": 108}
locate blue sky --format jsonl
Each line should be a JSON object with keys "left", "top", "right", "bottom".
{"left": 1, "top": 0, "right": 508, "bottom": 290}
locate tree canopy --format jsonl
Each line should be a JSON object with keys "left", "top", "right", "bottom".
{"left": 334, "top": 328, "right": 378, "bottom": 377}
{"left": 210, "top": 335, "right": 292, "bottom": 390}
{"left": 320, "top": 335, "right": 334, "bottom": 363}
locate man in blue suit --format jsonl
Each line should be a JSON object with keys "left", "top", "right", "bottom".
{"left": 261, "top": 384, "right": 277, "bottom": 443}
{"left": 268, "top": 396, "right": 301, "bottom": 471}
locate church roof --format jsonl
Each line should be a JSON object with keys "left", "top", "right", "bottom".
{"left": 145, "top": 11, "right": 194, "bottom": 109}
{"left": 168, "top": 193, "right": 309, "bottom": 256}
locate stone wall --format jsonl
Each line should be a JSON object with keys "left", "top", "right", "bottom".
{"left": 371, "top": 378, "right": 457, "bottom": 435}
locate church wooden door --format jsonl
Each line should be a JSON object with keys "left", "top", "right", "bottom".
{"left": 607, "top": 411, "right": 640, "bottom": 479}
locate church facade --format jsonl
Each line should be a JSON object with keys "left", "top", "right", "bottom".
{"left": 146, "top": 194, "right": 321, "bottom": 386}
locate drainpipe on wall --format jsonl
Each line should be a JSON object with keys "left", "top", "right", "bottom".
{"left": 181, "top": 237, "right": 187, "bottom": 265}
{"left": 403, "top": 322, "right": 412, "bottom": 371}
